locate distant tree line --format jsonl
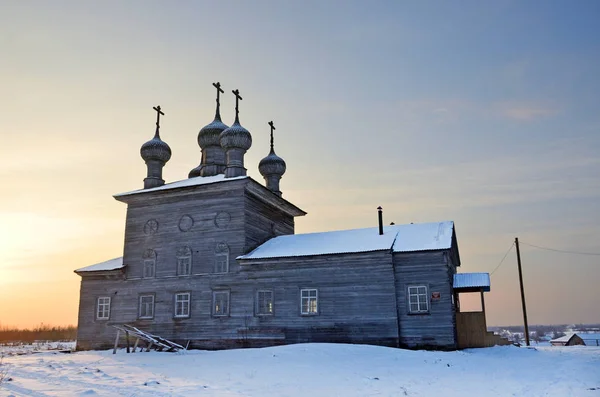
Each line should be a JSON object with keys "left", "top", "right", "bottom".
{"left": 0, "top": 324, "right": 76, "bottom": 343}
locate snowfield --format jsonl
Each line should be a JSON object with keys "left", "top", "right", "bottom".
{"left": 1, "top": 343, "right": 599, "bottom": 396}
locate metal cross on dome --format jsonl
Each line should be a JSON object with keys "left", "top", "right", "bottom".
{"left": 153, "top": 105, "right": 164, "bottom": 127}
{"left": 268, "top": 120, "right": 276, "bottom": 151}
{"left": 232, "top": 89, "right": 243, "bottom": 122}
{"left": 213, "top": 82, "right": 224, "bottom": 106}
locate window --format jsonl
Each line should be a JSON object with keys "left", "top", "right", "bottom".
{"left": 300, "top": 289, "right": 318, "bottom": 315}
{"left": 408, "top": 285, "right": 429, "bottom": 313}
{"left": 214, "top": 242, "right": 229, "bottom": 273}
{"left": 139, "top": 295, "right": 155, "bottom": 319}
{"left": 176, "top": 246, "right": 192, "bottom": 276}
{"left": 256, "top": 290, "right": 273, "bottom": 316}
{"left": 96, "top": 297, "right": 111, "bottom": 320}
{"left": 174, "top": 292, "right": 190, "bottom": 318}
{"left": 143, "top": 249, "right": 156, "bottom": 278}
{"left": 212, "top": 291, "right": 230, "bottom": 316}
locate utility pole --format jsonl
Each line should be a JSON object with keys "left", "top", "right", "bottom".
{"left": 515, "top": 237, "right": 530, "bottom": 346}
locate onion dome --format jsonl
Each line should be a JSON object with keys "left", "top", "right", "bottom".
{"left": 141, "top": 131, "right": 172, "bottom": 163}
{"left": 259, "top": 121, "right": 286, "bottom": 196}
{"left": 198, "top": 116, "right": 229, "bottom": 148}
{"left": 220, "top": 88, "right": 252, "bottom": 151}
{"left": 219, "top": 120, "right": 252, "bottom": 150}
{"left": 141, "top": 106, "right": 171, "bottom": 164}
{"left": 259, "top": 148, "right": 286, "bottom": 177}
{"left": 198, "top": 83, "right": 228, "bottom": 149}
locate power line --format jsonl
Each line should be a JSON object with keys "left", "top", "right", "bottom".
{"left": 490, "top": 242, "right": 515, "bottom": 275}
{"left": 519, "top": 241, "right": 600, "bottom": 256}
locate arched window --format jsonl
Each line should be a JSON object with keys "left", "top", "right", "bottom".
{"left": 214, "top": 242, "right": 229, "bottom": 273}
{"left": 176, "top": 246, "right": 192, "bottom": 276}
{"left": 143, "top": 249, "right": 156, "bottom": 278}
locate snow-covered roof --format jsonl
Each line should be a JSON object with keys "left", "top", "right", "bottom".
{"left": 550, "top": 334, "right": 575, "bottom": 343}
{"left": 75, "top": 257, "right": 124, "bottom": 273}
{"left": 114, "top": 175, "right": 247, "bottom": 197}
{"left": 393, "top": 221, "right": 454, "bottom": 252}
{"left": 453, "top": 273, "right": 491, "bottom": 291}
{"left": 239, "top": 221, "right": 454, "bottom": 260}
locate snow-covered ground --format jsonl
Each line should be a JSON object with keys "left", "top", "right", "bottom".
{"left": 1, "top": 343, "right": 599, "bottom": 396}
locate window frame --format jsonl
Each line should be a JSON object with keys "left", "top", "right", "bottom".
{"left": 256, "top": 290, "right": 274, "bottom": 316}
{"left": 212, "top": 290, "right": 230, "bottom": 317}
{"left": 174, "top": 292, "right": 191, "bottom": 318}
{"left": 138, "top": 294, "right": 155, "bottom": 319}
{"left": 96, "top": 296, "right": 111, "bottom": 320}
{"left": 214, "top": 242, "right": 230, "bottom": 274}
{"left": 300, "top": 288, "right": 318, "bottom": 316}
{"left": 176, "top": 246, "right": 192, "bottom": 276}
{"left": 407, "top": 285, "right": 429, "bottom": 314}
{"left": 142, "top": 249, "right": 156, "bottom": 279}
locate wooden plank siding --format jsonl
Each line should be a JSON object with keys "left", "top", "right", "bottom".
{"left": 76, "top": 177, "right": 461, "bottom": 351}
{"left": 393, "top": 250, "right": 458, "bottom": 350}
{"left": 239, "top": 251, "right": 400, "bottom": 347}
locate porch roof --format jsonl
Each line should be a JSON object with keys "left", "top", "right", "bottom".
{"left": 453, "top": 272, "right": 490, "bottom": 292}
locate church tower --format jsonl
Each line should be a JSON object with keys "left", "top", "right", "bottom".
{"left": 140, "top": 105, "right": 171, "bottom": 189}
{"left": 189, "top": 82, "right": 229, "bottom": 178}
{"left": 220, "top": 89, "right": 252, "bottom": 178}
{"left": 258, "top": 121, "right": 286, "bottom": 197}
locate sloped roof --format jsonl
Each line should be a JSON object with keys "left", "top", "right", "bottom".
{"left": 114, "top": 175, "right": 247, "bottom": 197}
{"left": 393, "top": 221, "right": 454, "bottom": 252}
{"left": 550, "top": 334, "right": 576, "bottom": 343}
{"left": 453, "top": 273, "right": 491, "bottom": 292}
{"left": 75, "top": 257, "right": 124, "bottom": 273}
{"left": 238, "top": 221, "right": 454, "bottom": 260}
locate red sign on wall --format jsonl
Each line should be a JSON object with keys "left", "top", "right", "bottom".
{"left": 431, "top": 292, "right": 441, "bottom": 300}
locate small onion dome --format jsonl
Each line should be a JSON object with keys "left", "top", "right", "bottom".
{"left": 198, "top": 117, "right": 229, "bottom": 148}
{"left": 259, "top": 149, "right": 287, "bottom": 177}
{"left": 219, "top": 121, "right": 252, "bottom": 151}
{"left": 140, "top": 135, "right": 172, "bottom": 163}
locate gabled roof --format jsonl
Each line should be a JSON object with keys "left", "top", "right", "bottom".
{"left": 238, "top": 221, "right": 454, "bottom": 260}
{"left": 75, "top": 257, "right": 124, "bottom": 273}
{"left": 453, "top": 273, "right": 491, "bottom": 292}
{"left": 550, "top": 334, "right": 576, "bottom": 343}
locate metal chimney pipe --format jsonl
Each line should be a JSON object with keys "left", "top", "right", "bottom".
{"left": 377, "top": 206, "right": 383, "bottom": 235}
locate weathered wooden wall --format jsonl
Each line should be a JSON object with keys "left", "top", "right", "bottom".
{"left": 76, "top": 177, "right": 460, "bottom": 351}
{"left": 238, "top": 251, "right": 400, "bottom": 347}
{"left": 77, "top": 178, "right": 299, "bottom": 350}
{"left": 393, "top": 250, "right": 457, "bottom": 349}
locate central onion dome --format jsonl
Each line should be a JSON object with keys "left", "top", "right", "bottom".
{"left": 219, "top": 120, "right": 252, "bottom": 151}
{"left": 198, "top": 116, "right": 229, "bottom": 149}
{"left": 141, "top": 134, "right": 172, "bottom": 163}
{"left": 189, "top": 82, "right": 230, "bottom": 178}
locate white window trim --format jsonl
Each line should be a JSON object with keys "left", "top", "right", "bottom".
{"left": 212, "top": 290, "right": 230, "bottom": 317}
{"left": 408, "top": 285, "right": 429, "bottom": 314}
{"left": 174, "top": 292, "right": 191, "bottom": 318}
{"left": 139, "top": 294, "right": 155, "bottom": 319}
{"left": 96, "top": 296, "right": 111, "bottom": 320}
{"left": 256, "top": 290, "right": 274, "bottom": 316}
{"left": 300, "top": 288, "right": 318, "bottom": 315}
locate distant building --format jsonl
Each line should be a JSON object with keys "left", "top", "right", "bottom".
{"left": 550, "top": 334, "right": 585, "bottom": 346}
{"left": 74, "top": 84, "right": 496, "bottom": 351}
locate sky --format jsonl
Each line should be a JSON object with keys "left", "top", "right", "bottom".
{"left": 1, "top": 0, "right": 599, "bottom": 328}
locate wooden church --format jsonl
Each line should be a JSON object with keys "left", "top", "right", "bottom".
{"left": 75, "top": 83, "right": 493, "bottom": 351}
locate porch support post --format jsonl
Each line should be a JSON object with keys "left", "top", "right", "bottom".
{"left": 480, "top": 290, "right": 487, "bottom": 329}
